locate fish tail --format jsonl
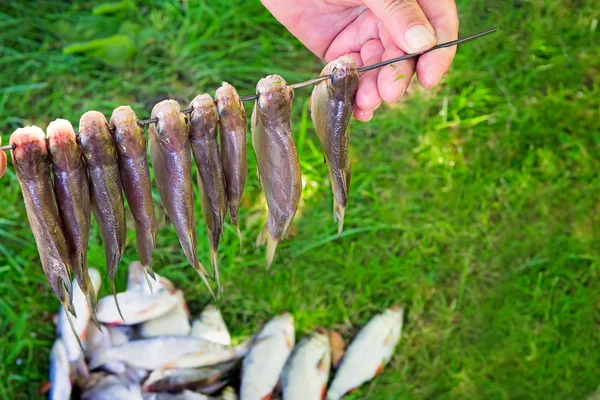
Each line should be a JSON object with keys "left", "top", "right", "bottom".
{"left": 111, "top": 278, "right": 125, "bottom": 323}
{"left": 235, "top": 223, "right": 242, "bottom": 253}
{"left": 265, "top": 234, "right": 279, "bottom": 270}
{"left": 61, "top": 296, "right": 84, "bottom": 353}
{"left": 194, "top": 263, "right": 216, "bottom": 302}
{"left": 143, "top": 267, "right": 155, "bottom": 294}
{"left": 85, "top": 287, "right": 102, "bottom": 331}
{"left": 333, "top": 200, "right": 346, "bottom": 238}
{"left": 210, "top": 246, "right": 222, "bottom": 299}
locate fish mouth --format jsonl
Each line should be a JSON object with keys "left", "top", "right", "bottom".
{"left": 330, "top": 56, "right": 358, "bottom": 86}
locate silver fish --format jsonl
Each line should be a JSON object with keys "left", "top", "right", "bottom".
{"left": 251, "top": 75, "right": 301, "bottom": 268}
{"left": 143, "top": 391, "right": 210, "bottom": 400}
{"left": 240, "top": 313, "right": 295, "bottom": 400}
{"left": 140, "top": 299, "right": 191, "bottom": 338}
{"left": 143, "top": 360, "right": 237, "bottom": 393}
{"left": 82, "top": 374, "right": 143, "bottom": 400}
{"left": 281, "top": 328, "right": 331, "bottom": 400}
{"left": 325, "top": 306, "right": 404, "bottom": 400}
{"left": 165, "top": 339, "right": 249, "bottom": 369}
{"left": 49, "top": 339, "right": 72, "bottom": 400}
{"left": 310, "top": 56, "right": 359, "bottom": 236}
{"left": 190, "top": 304, "right": 231, "bottom": 346}
{"left": 97, "top": 288, "right": 183, "bottom": 325}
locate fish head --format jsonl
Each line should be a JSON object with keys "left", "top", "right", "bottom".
{"left": 78, "top": 111, "right": 117, "bottom": 165}
{"left": 9, "top": 126, "right": 49, "bottom": 179}
{"left": 327, "top": 56, "right": 360, "bottom": 100}
{"left": 215, "top": 82, "right": 245, "bottom": 118}
{"left": 46, "top": 119, "right": 81, "bottom": 169}
{"left": 151, "top": 99, "right": 189, "bottom": 150}
{"left": 256, "top": 75, "right": 294, "bottom": 115}
{"left": 110, "top": 106, "right": 146, "bottom": 157}
{"left": 190, "top": 94, "right": 219, "bottom": 131}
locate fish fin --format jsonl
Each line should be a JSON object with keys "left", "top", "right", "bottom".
{"left": 321, "top": 384, "right": 327, "bottom": 400}
{"left": 333, "top": 200, "right": 345, "bottom": 238}
{"left": 260, "top": 393, "right": 272, "bottom": 400}
{"left": 374, "top": 362, "right": 384, "bottom": 376}
{"left": 256, "top": 225, "right": 279, "bottom": 269}
{"left": 146, "top": 264, "right": 157, "bottom": 280}
{"left": 62, "top": 299, "right": 84, "bottom": 353}
{"left": 285, "top": 336, "right": 293, "bottom": 349}
{"left": 143, "top": 268, "right": 155, "bottom": 294}
{"left": 111, "top": 279, "right": 125, "bottom": 323}
{"left": 235, "top": 223, "right": 243, "bottom": 253}
{"left": 194, "top": 262, "right": 216, "bottom": 302}
{"left": 63, "top": 283, "right": 77, "bottom": 319}
{"left": 281, "top": 213, "right": 295, "bottom": 240}
{"left": 73, "top": 357, "right": 90, "bottom": 379}
{"left": 210, "top": 246, "right": 222, "bottom": 299}
{"left": 317, "top": 353, "right": 328, "bottom": 371}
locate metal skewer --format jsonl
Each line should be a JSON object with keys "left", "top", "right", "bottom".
{"left": 0, "top": 28, "right": 496, "bottom": 152}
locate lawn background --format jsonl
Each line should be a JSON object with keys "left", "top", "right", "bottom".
{"left": 0, "top": 0, "right": 598, "bottom": 398}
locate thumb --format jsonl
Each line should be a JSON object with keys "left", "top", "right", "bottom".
{"left": 364, "top": 0, "right": 437, "bottom": 53}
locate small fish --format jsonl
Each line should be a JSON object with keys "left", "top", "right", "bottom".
{"left": 240, "top": 313, "right": 295, "bottom": 400}
{"left": 251, "top": 75, "right": 302, "bottom": 268}
{"left": 190, "top": 304, "right": 231, "bottom": 346}
{"left": 49, "top": 339, "right": 72, "bottom": 400}
{"left": 310, "top": 56, "right": 359, "bottom": 236}
{"left": 325, "top": 306, "right": 404, "bottom": 400}
{"left": 0, "top": 137, "right": 7, "bottom": 179}
{"left": 148, "top": 100, "right": 213, "bottom": 297}
{"left": 47, "top": 119, "right": 99, "bottom": 326}
{"left": 79, "top": 111, "right": 127, "bottom": 319}
{"left": 111, "top": 106, "right": 158, "bottom": 282}
{"left": 140, "top": 299, "right": 191, "bottom": 338}
{"left": 10, "top": 126, "right": 77, "bottom": 334}
{"left": 97, "top": 288, "right": 183, "bottom": 326}
{"left": 82, "top": 374, "right": 143, "bottom": 400}
{"left": 89, "top": 336, "right": 233, "bottom": 371}
{"left": 215, "top": 82, "right": 247, "bottom": 247}
{"left": 189, "top": 94, "right": 227, "bottom": 296}
{"left": 127, "top": 261, "right": 174, "bottom": 294}
{"left": 58, "top": 268, "right": 102, "bottom": 378}
{"left": 281, "top": 328, "right": 331, "bottom": 400}
{"left": 143, "top": 360, "right": 237, "bottom": 393}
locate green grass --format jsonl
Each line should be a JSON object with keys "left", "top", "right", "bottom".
{"left": 1, "top": 0, "right": 599, "bottom": 398}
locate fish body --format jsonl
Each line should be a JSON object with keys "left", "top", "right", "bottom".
{"left": 82, "top": 374, "right": 143, "bottom": 400}
{"left": 190, "top": 304, "right": 231, "bottom": 346}
{"left": 167, "top": 339, "right": 249, "bottom": 369}
{"left": 49, "top": 339, "right": 72, "bottom": 400}
{"left": 215, "top": 82, "right": 247, "bottom": 244}
{"left": 79, "top": 111, "right": 127, "bottom": 316}
{"left": 97, "top": 288, "right": 183, "bottom": 325}
{"left": 110, "top": 106, "right": 158, "bottom": 280}
{"left": 325, "top": 306, "right": 404, "bottom": 400}
{"left": 310, "top": 56, "right": 359, "bottom": 236}
{"left": 140, "top": 299, "right": 191, "bottom": 338}
{"left": 47, "top": 119, "right": 98, "bottom": 325}
{"left": 240, "top": 313, "right": 295, "bottom": 400}
{"left": 143, "top": 360, "right": 237, "bottom": 393}
{"left": 10, "top": 126, "right": 74, "bottom": 312}
{"left": 89, "top": 336, "right": 232, "bottom": 371}
{"left": 148, "top": 100, "right": 212, "bottom": 296}
{"left": 281, "top": 328, "right": 331, "bottom": 400}
{"left": 189, "top": 94, "right": 227, "bottom": 295}
{"left": 251, "top": 75, "right": 301, "bottom": 268}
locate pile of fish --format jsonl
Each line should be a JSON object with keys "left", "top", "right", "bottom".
{"left": 48, "top": 261, "right": 404, "bottom": 400}
{"left": 4, "top": 56, "right": 360, "bottom": 325}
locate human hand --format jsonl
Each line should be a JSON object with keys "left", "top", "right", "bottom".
{"left": 262, "top": 0, "right": 459, "bottom": 121}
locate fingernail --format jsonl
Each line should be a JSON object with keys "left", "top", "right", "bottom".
{"left": 405, "top": 25, "right": 435, "bottom": 50}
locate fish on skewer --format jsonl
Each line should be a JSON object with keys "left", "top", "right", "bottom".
{"left": 148, "top": 100, "right": 214, "bottom": 298}
{"left": 47, "top": 119, "right": 99, "bottom": 326}
{"left": 251, "top": 75, "right": 302, "bottom": 269}
{"left": 10, "top": 126, "right": 78, "bottom": 339}
{"left": 79, "top": 111, "right": 127, "bottom": 319}
{"left": 215, "top": 82, "right": 247, "bottom": 247}
{"left": 325, "top": 306, "right": 404, "bottom": 400}
{"left": 240, "top": 312, "right": 295, "bottom": 400}
{"left": 189, "top": 94, "right": 227, "bottom": 296}
{"left": 110, "top": 106, "right": 158, "bottom": 284}
{"left": 49, "top": 339, "right": 72, "bottom": 400}
{"left": 280, "top": 328, "right": 331, "bottom": 400}
{"left": 310, "top": 56, "right": 360, "bottom": 237}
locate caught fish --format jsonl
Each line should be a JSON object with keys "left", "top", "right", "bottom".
{"left": 89, "top": 336, "right": 234, "bottom": 371}
{"left": 189, "top": 94, "right": 227, "bottom": 296}
{"left": 215, "top": 82, "right": 247, "bottom": 246}
{"left": 165, "top": 339, "right": 249, "bottom": 369}
{"left": 82, "top": 374, "right": 143, "bottom": 400}
{"left": 58, "top": 268, "right": 102, "bottom": 378}
{"left": 111, "top": 106, "right": 158, "bottom": 282}
{"left": 97, "top": 288, "right": 183, "bottom": 326}
{"left": 281, "top": 328, "right": 331, "bottom": 400}
{"left": 240, "top": 312, "right": 295, "bottom": 400}
{"left": 143, "top": 360, "right": 237, "bottom": 393}
{"left": 0, "top": 137, "right": 7, "bottom": 179}
{"left": 140, "top": 299, "right": 191, "bottom": 338}
{"left": 190, "top": 304, "right": 231, "bottom": 346}
{"left": 47, "top": 119, "right": 99, "bottom": 326}
{"left": 49, "top": 339, "right": 72, "bottom": 400}
{"left": 148, "top": 100, "right": 213, "bottom": 297}
{"left": 325, "top": 306, "right": 404, "bottom": 400}
{"left": 251, "top": 75, "right": 302, "bottom": 268}
{"left": 79, "top": 111, "right": 127, "bottom": 318}
{"left": 10, "top": 126, "right": 77, "bottom": 335}
{"left": 310, "top": 56, "right": 359, "bottom": 236}
{"left": 127, "top": 261, "right": 174, "bottom": 294}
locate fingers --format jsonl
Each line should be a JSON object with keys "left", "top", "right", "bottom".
{"left": 354, "top": 39, "right": 384, "bottom": 120}
{"left": 377, "top": 26, "right": 416, "bottom": 103}
{"left": 364, "top": 0, "right": 437, "bottom": 53}
{"left": 415, "top": 0, "right": 459, "bottom": 88}
{"left": 323, "top": 10, "right": 380, "bottom": 61}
